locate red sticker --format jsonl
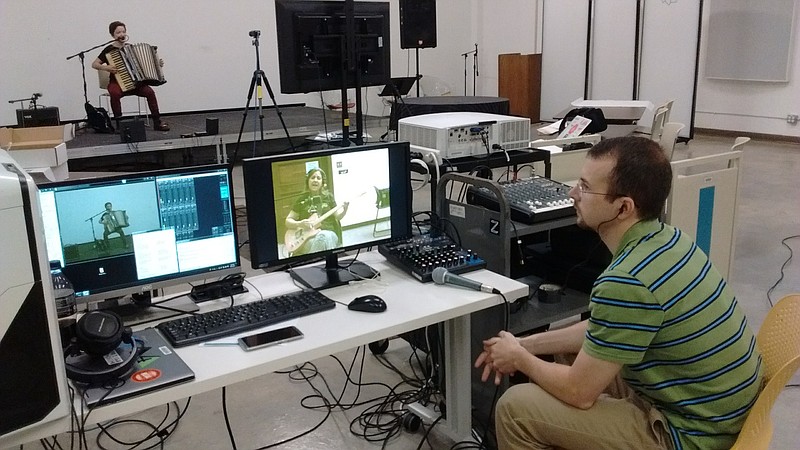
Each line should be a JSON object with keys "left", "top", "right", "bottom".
{"left": 131, "top": 368, "right": 162, "bottom": 383}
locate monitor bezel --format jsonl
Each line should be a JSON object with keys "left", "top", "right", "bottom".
{"left": 242, "top": 142, "right": 412, "bottom": 272}
{"left": 36, "top": 164, "right": 242, "bottom": 306}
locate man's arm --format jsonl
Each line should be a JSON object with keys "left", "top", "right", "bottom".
{"left": 519, "top": 320, "right": 588, "bottom": 355}
{"left": 476, "top": 322, "right": 622, "bottom": 410}
{"left": 514, "top": 344, "right": 622, "bottom": 409}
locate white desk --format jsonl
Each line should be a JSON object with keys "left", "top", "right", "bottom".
{"left": 2, "top": 251, "right": 528, "bottom": 447}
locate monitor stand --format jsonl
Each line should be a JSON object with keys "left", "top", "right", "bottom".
{"left": 289, "top": 254, "right": 378, "bottom": 291}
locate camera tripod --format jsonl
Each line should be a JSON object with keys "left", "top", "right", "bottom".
{"left": 232, "top": 30, "right": 294, "bottom": 164}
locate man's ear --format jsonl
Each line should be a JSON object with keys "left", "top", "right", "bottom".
{"left": 617, "top": 196, "right": 636, "bottom": 219}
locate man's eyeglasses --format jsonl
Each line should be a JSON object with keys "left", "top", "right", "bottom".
{"left": 576, "top": 180, "right": 618, "bottom": 197}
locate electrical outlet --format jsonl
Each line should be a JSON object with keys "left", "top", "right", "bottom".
{"left": 787, "top": 114, "right": 799, "bottom": 125}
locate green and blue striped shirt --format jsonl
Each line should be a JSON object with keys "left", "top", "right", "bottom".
{"left": 583, "top": 220, "right": 762, "bottom": 450}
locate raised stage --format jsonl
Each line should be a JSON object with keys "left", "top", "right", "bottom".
{"left": 65, "top": 105, "right": 386, "bottom": 172}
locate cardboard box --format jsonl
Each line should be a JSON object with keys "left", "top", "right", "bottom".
{"left": 0, "top": 125, "right": 70, "bottom": 179}
{"left": 26, "top": 162, "right": 69, "bottom": 182}
{"left": 0, "top": 125, "right": 67, "bottom": 150}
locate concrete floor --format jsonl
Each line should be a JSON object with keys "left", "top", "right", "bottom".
{"left": 54, "top": 130, "right": 799, "bottom": 449}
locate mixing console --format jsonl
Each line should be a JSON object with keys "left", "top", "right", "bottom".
{"left": 466, "top": 176, "right": 576, "bottom": 224}
{"left": 378, "top": 233, "right": 486, "bottom": 283}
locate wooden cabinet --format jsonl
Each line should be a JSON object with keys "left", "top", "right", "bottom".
{"left": 498, "top": 53, "right": 541, "bottom": 122}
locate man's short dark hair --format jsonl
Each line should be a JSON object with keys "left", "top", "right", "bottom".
{"left": 108, "top": 21, "right": 125, "bottom": 36}
{"left": 588, "top": 136, "right": 672, "bottom": 220}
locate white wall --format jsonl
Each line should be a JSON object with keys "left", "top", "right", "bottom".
{"left": 2, "top": 0, "right": 797, "bottom": 137}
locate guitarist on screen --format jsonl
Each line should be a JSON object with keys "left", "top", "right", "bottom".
{"left": 284, "top": 168, "right": 349, "bottom": 255}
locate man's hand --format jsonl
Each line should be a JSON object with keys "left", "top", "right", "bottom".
{"left": 474, "top": 331, "right": 525, "bottom": 385}
{"left": 106, "top": 64, "right": 118, "bottom": 74}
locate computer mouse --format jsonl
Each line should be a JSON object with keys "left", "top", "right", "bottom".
{"left": 348, "top": 294, "right": 387, "bottom": 313}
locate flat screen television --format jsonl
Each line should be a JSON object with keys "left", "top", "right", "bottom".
{"left": 37, "top": 165, "right": 242, "bottom": 308}
{"left": 275, "top": 0, "right": 391, "bottom": 94}
{"left": 242, "top": 142, "right": 412, "bottom": 290}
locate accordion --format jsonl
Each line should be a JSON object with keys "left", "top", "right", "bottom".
{"left": 107, "top": 43, "right": 167, "bottom": 92}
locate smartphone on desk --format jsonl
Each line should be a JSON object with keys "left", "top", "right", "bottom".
{"left": 238, "top": 326, "right": 304, "bottom": 351}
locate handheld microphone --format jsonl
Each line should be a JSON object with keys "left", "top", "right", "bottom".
{"left": 431, "top": 267, "right": 500, "bottom": 294}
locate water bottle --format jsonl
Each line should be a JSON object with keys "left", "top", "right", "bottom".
{"left": 50, "top": 260, "right": 77, "bottom": 347}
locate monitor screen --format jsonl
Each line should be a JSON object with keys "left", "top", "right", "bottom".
{"left": 37, "top": 165, "right": 241, "bottom": 306}
{"left": 242, "top": 142, "right": 412, "bottom": 290}
{"left": 275, "top": 0, "right": 391, "bottom": 94}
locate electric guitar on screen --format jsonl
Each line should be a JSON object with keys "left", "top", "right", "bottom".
{"left": 284, "top": 191, "right": 368, "bottom": 254}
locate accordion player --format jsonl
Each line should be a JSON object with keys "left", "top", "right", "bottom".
{"left": 106, "top": 43, "right": 167, "bottom": 93}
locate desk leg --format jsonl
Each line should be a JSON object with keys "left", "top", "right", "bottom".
{"left": 443, "top": 314, "right": 473, "bottom": 441}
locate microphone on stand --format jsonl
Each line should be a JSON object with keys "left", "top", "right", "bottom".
{"left": 432, "top": 267, "right": 500, "bottom": 294}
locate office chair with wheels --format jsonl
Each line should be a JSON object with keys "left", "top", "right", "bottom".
{"left": 97, "top": 70, "right": 150, "bottom": 125}
{"left": 730, "top": 293, "right": 800, "bottom": 450}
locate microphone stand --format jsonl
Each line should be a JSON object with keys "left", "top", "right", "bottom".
{"left": 473, "top": 43, "right": 479, "bottom": 96}
{"left": 85, "top": 210, "right": 107, "bottom": 251}
{"left": 7, "top": 94, "right": 41, "bottom": 110}
{"left": 66, "top": 39, "right": 115, "bottom": 105}
{"left": 461, "top": 44, "right": 478, "bottom": 96}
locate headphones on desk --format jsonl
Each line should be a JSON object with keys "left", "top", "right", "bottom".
{"left": 63, "top": 310, "right": 140, "bottom": 385}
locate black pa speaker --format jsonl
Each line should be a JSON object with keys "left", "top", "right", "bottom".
{"left": 399, "top": 0, "right": 437, "bottom": 49}
{"left": 206, "top": 117, "right": 219, "bottom": 135}
{"left": 120, "top": 120, "right": 147, "bottom": 143}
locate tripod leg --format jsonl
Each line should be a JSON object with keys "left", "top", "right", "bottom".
{"left": 232, "top": 73, "right": 259, "bottom": 164}
{"left": 258, "top": 71, "right": 295, "bottom": 151}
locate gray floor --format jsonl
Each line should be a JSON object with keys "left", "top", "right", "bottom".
{"left": 55, "top": 130, "right": 799, "bottom": 449}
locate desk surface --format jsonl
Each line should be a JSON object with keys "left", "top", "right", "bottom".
{"left": 2, "top": 251, "right": 528, "bottom": 447}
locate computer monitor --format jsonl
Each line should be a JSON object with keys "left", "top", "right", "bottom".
{"left": 242, "top": 142, "right": 412, "bottom": 290}
{"left": 275, "top": 0, "right": 391, "bottom": 94}
{"left": 36, "top": 165, "right": 242, "bottom": 308}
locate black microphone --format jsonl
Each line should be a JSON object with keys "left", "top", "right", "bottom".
{"left": 431, "top": 267, "right": 500, "bottom": 294}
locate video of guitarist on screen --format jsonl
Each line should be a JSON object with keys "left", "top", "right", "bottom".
{"left": 284, "top": 167, "right": 348, "bottom": 256}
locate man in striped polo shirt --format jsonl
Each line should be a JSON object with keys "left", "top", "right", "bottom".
{"left": 475, "top": 136, "right": 762, "bottom": 450}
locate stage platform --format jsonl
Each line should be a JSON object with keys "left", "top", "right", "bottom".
{"left": 65, "top": 105, "right": 385, "bottom": 172}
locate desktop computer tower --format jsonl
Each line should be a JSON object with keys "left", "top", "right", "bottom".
{"left": 0, "top": 150, "right": 70, "bottom": 444}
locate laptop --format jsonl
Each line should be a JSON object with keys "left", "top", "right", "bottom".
{"left": 378, "top": 76, "right": 419, "bottom": 97}
{"left": 79, "top": 327, "right": 195, "bottom": 407}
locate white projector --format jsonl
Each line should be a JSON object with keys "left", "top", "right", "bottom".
{"left": 398, "top": 112, "right": 530, "bottom": 159}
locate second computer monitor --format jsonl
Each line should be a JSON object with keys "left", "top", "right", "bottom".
{"left": 242, "top": 142, "right": 412, "bottom": 290}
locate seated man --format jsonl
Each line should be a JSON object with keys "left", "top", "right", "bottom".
{"left": 476, "top": 136, "right": 762, "bottom": 450}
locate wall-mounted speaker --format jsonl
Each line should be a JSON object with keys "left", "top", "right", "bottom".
{"left": 399, "top": 0, "right": 437, "bottom": 49}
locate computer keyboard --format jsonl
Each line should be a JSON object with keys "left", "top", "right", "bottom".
{"left": 156, "top": 290, "right": 336, "bottom": 347}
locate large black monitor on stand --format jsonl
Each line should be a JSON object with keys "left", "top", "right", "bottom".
{"left": 242, "top": 142, "right": 412, "bottom": 291}
{"left": 274, "top": 0, "right": 391, "bottom": 145}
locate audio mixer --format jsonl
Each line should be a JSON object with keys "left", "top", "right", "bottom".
{"left": 466, "top": 176, "right": 576, "bottom": 224}
{"left": 378, "top": 233, "right": 486, "bottom": 283}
